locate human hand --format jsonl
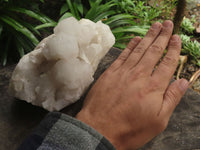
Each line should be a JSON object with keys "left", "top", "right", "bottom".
{"left": 76, "top": 20, "right": 189, "bottom": 150}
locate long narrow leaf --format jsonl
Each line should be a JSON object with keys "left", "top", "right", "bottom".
{"left": 108, "top": 20, "right": 135, "bottom": 28}
{"left": 35, "top": 22, "right": 57, "bottom": 30}
{"left": 93, "top": 10, "right": 115, "bottom": 22}
{"left": 95, "top": 2, "right": 116, "bottom": 16}
{"left": 66, "top": 0, "right": 76, "bottom": 17}
{"left": 112, "top": 26, "right": 149, "bottom": 35}
{"left": 89, "top": 0, "right": 102, "bottom": 7}
{"left": 104, "top": 14, "right": 134, "bottom": 25}
{"left": 0, "top": 24, "right": 3, "bottom": 36}
{"left": 16, "top": 40, "right": 25, "bottom": 57}
{"left": 74, "top": 0, "right": 83, "bottom": 16}
{"left": 72, "top": 2, "right": 80, "bottom": 19}
{"left": 116, "top": 35, "right": 135, "bottom": 41}
{"left": 0, "top": 15, "right": 39, "bottom": 45}
{"left": 85, "top": 0, "right": 104, "bottom": 19}
{"left": 59, "top": 12, "right": 74, "bottom": 22}
{"left": 2, "top": 36, "right": 11, "bottom": 66}
{"left": 87, "top": 2, "right": 115, "bottom": 20}
{"left": 15, "top": 31, "right": 34, "bottom": 52}
{"left": 114, "top": 43, "right": 126, "bottom": 49}
{"left": 19, "top": 20, "right": 41, "bottom": 35}
{"left": 60, "top": 4, "right": 68, "bottom": 15}
{"left": 37, "top": 12, "right": 56, "bottom": 23}
{"left": 8, "top": 7, "right": 54, "bottom": 24}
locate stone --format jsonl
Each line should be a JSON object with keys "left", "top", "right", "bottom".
{"left": 9, "top": 17, "right": 115, "bottom": 111}
{"left": 1, "top": 48, "right": 200, "bottom": 149}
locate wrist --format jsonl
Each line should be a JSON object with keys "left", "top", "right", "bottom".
{"left": 76, "top": 110, "right": 135, "bottom": 150}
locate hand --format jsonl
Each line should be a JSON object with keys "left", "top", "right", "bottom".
{"left": 76, "top": 20, "right": 189, "bottom": 150}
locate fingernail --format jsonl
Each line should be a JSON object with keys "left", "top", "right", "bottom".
{"left": 163, "top": 20, "right": 173, "bottom": 27}
{"left": 152, "top": 22, "right": 161, "bottom": 29}
{"left": 179, "top": 79, "right": 189, "bottom": 92}
{"left": 171, "top": 35, "right": 180, "bottom": 42}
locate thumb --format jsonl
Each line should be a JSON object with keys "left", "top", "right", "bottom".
{"left": 160, "top": 79, "right": 189, "bottom": 118}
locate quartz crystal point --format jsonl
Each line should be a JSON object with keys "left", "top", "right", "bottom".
{"left": 9, "top": 17, "right": 115, "bottom": 111}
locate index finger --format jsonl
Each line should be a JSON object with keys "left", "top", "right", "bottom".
{"left": 152, "top": 35, "right": 181, "bottom": 87}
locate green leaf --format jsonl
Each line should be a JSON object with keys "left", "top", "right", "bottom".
{"left": 72, "top": 2, "right": 80, "bottom": 19}
{"left": 108, "top": 20, "right": 135, "bottom": 29}
{"left": 2, "top": 36, "right": 11, "bottom": 66}
{"left": 35, "top": 22, "right": 57, "bottom": 30}
{"left": 60, "top": 4, "right": 68, "bottom": 15}
{"left": 85, "top": 0, "right": 103, "bottom": 19}
{"left": 104, "top": 14, "right": 134, "bottom": 25}
{"left": 74, "top": 0, "right": 83, "bottom": 16}
{"left": 116, "top": 35, "right": 135, "bottom": 41}
{"left": 114, "top": 43, "right": 126, "bottom": 49}
{"left": 94, "top": 2, "right": 115, "bottom": 18}
{"left": 15, "top": 31, "right": 34, "bottom": 52}
{"left": 59, "top": 12, "right": 74, "bottom": 22}
{"left": 16, "top": 40, "right": 24, "bottom": 57}
{"left": 0, "top": 24, "right": 3, "bottom": 36}
{"left": 112, "top": 26, "right": 149, "bottom": 36}
{"left": 197, "top": 60, "right": 200, "bottom": 66}
{"left": 19, "top": 20, "right": 41, "bottom": 35}
{"left": 8, "top": 7, "right": 55, "bottom": 24}
{"left": 89, "top": 0, "right": 97, "bottom": 7}
{"left": 40, "top": 0, "right": 44, "bottom": 3}
{"left": 93, "top": 10, "right": 115, "bottom": 22}
{"left": 0, "top": 15, "right": 39, "bottom": 45}
{"left": 66, "top": 0, "right": 76, "bottom": 17}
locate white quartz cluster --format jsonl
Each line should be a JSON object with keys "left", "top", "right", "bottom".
{"left": 9, "top": 17, "right": 115, "bottom": 111}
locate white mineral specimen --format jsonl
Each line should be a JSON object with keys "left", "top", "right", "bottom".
{"left": 9, "top": 17, "right": 115, "bottom": 111}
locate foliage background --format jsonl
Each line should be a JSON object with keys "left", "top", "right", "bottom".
{"left": 0, "top": 0, "right": 199, "bottom": 67}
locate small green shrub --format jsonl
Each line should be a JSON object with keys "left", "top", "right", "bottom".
{"left": 181, "top": 34, "right": 200, "bottom": 66}
{"left": 181, "top": 17, "right": 195, "bottom": 34}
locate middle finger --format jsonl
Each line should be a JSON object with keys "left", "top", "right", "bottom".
{"left": 122, "top": 22, "right": 162, "bottom": 69}
{"left": 134, "top": 20, "right": 174, "bottom": 75}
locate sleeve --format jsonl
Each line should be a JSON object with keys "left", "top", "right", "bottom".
{"left": 17, "top": 112, "right": 116, "bottom": 150}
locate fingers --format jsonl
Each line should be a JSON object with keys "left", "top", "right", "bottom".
{"left": 122, "top": 22, "right": 162, "bottom": 69}
{"left": 152, "top": 35, "right": 181, "bottom": 86}
{"left": 135, "top": 21, "right": 173, "bottom": 75}
{"left": 160, "top": 79, "right": 189, "bottom": 118}
{"left": 109, "top": 36, "right": 141, "bottom": 71}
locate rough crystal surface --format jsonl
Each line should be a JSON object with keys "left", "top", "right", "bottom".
{"left": 9, "top": 17, "right": 115, "bottom": 111}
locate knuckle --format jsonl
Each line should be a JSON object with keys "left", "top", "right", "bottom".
{"left": 127, "top": 39, "right": 136, "bottom": 50}
{"left": 147, "top": 27, "right": 159, "bottom": 37}
{"left": 134, "top": 46, "right": 144, "bottom": 53}
{"left": 118, "top": 52, "right": 129, "bottom": 61}
{"left": 165, "top": 89, "right": 179, "bottom": 106}
{"left": 169, "top": 40, "right": 181, "bottom": 48}
{"left": 160, "top": 28, "right": 171, "bottom": 36}
{"left": 162, "top": 56, "right": 177, "bottom": 66}
{"left": 149, "top": 44, "right": 164, "bottom": 55}
{"left": 132, "top": 66, "right": 146, "bottom": 77}
{"left": 148, "top": 79, "right": 161, "bottom": 91}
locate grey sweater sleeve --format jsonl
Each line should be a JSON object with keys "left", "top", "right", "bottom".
{"left": 18, "top": 112, "right": 116, "bottom": 150}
